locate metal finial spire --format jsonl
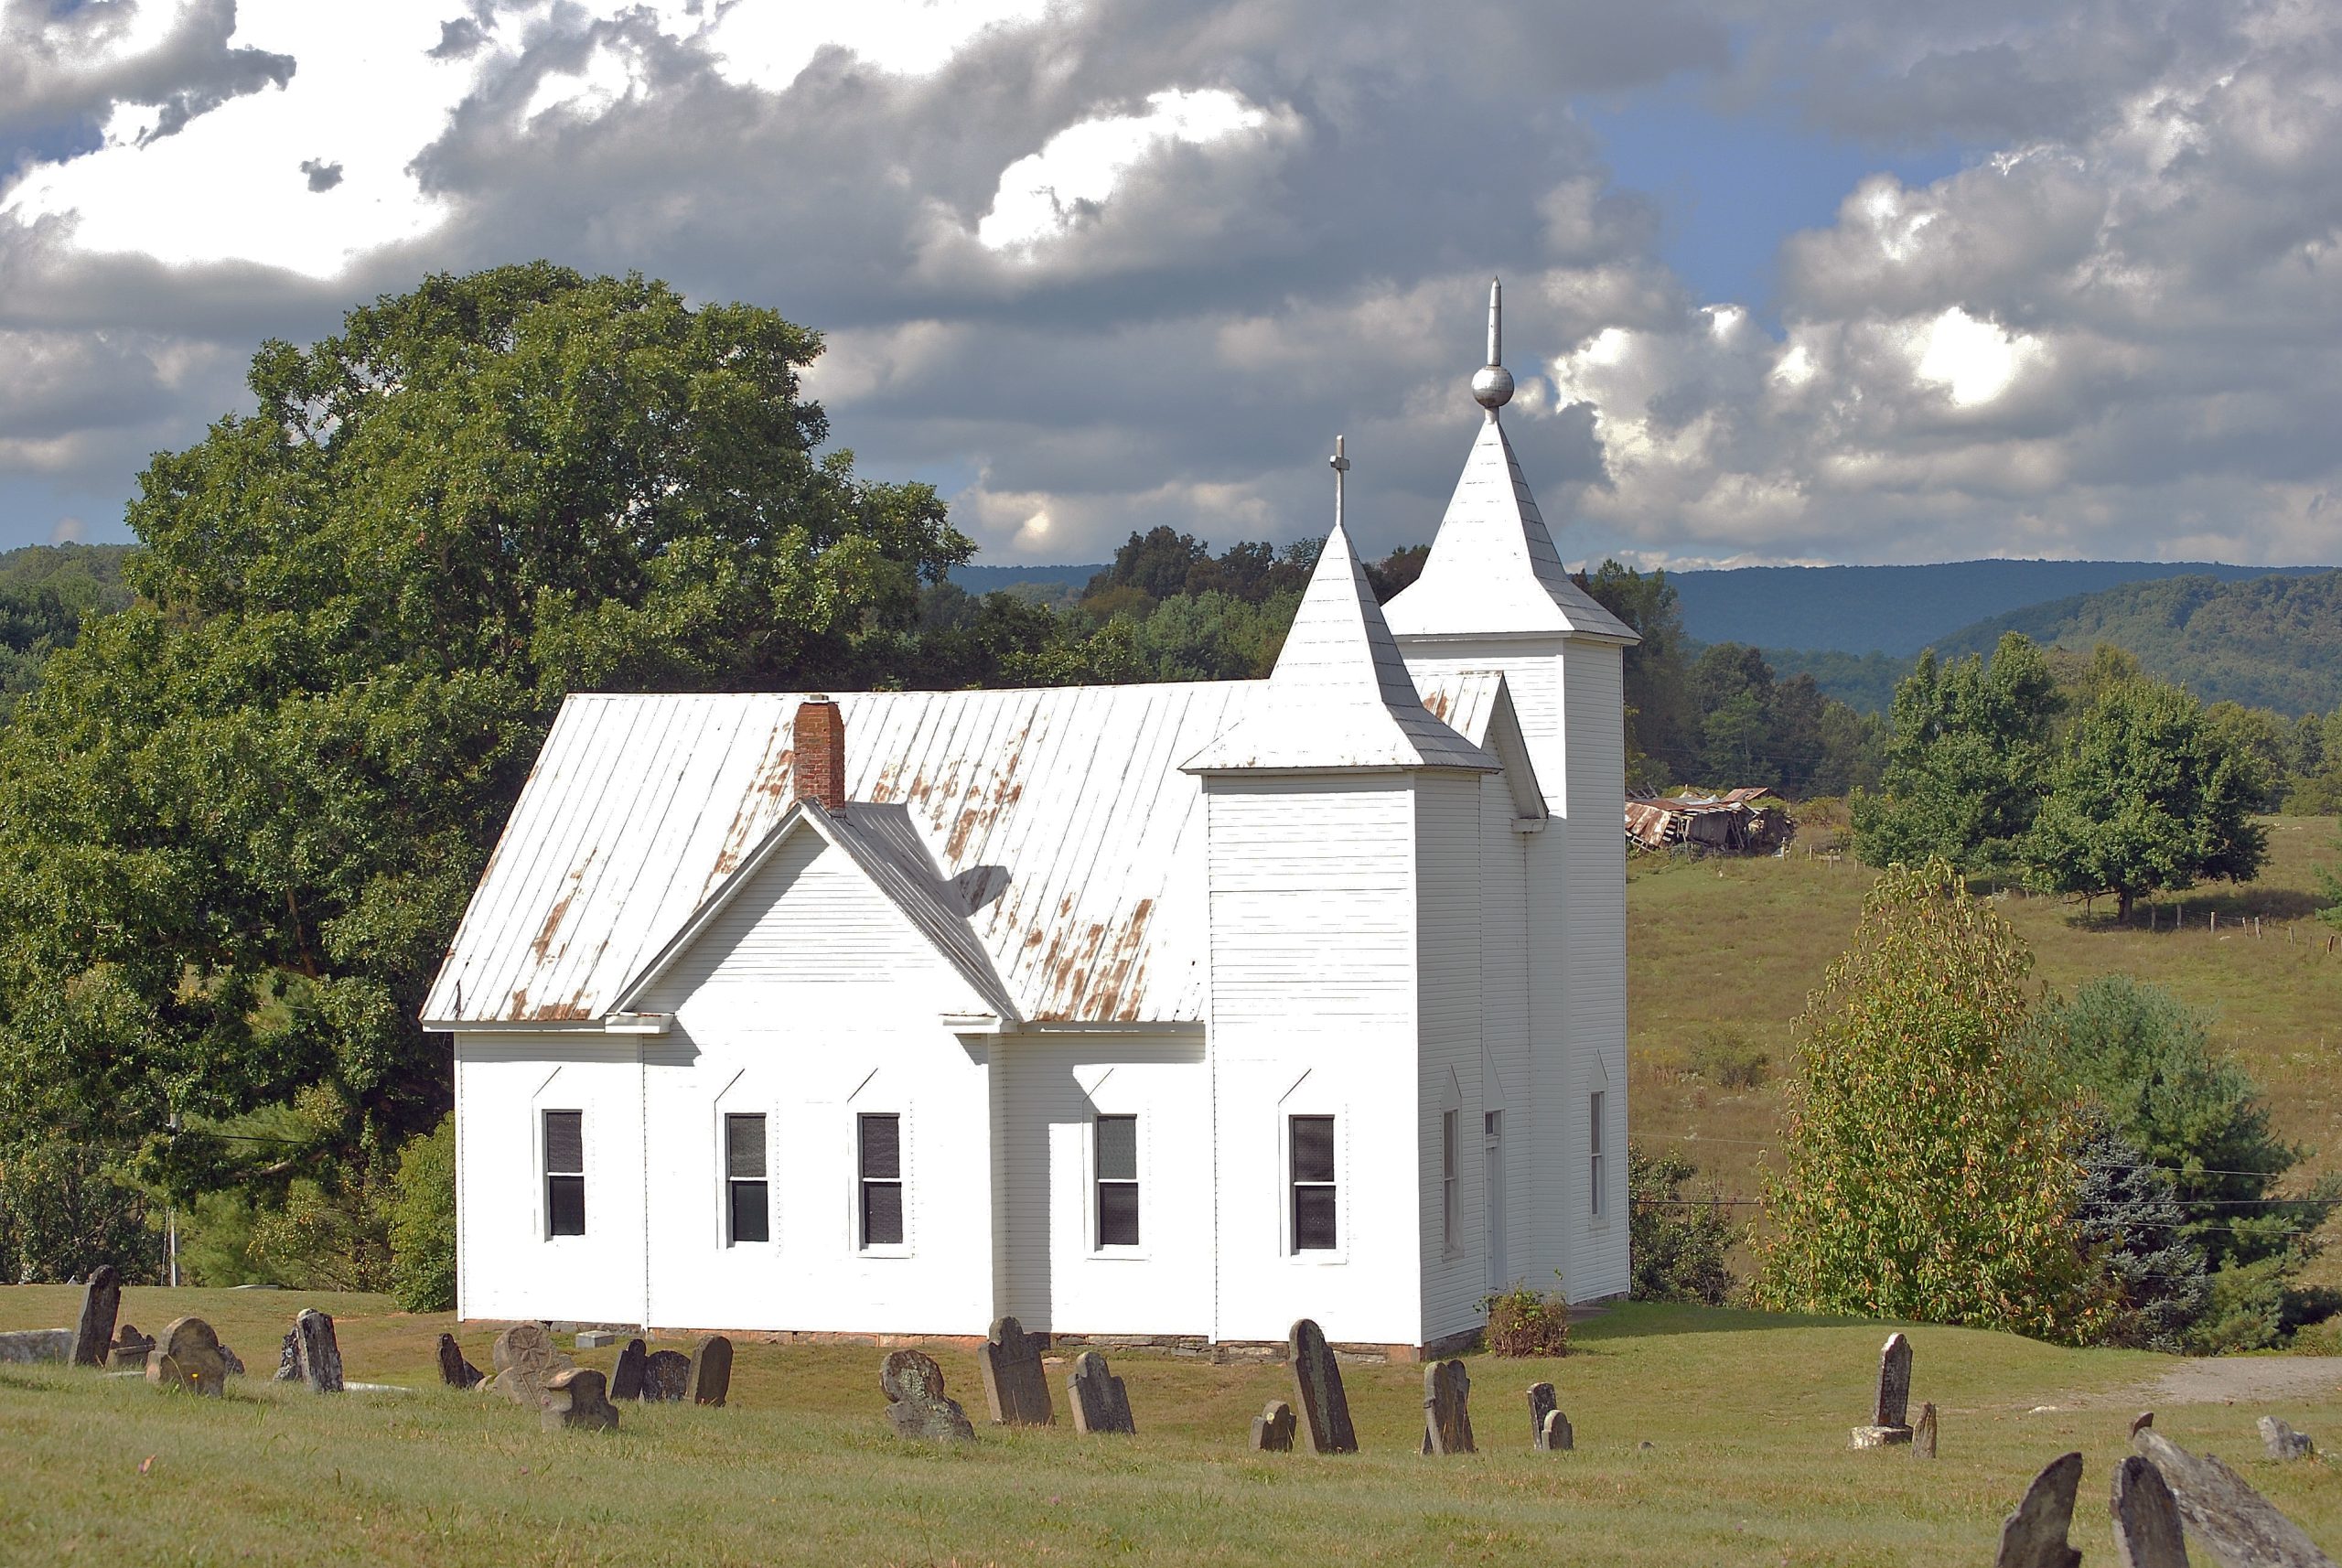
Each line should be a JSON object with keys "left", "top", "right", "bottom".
{"left": 1329, "top": 434, "right": 1349, "bottom": 532}
{"left": 1471, "top": 274, "right": 1514, "bottom": 419}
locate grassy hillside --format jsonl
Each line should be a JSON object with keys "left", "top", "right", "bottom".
{"left": 1929, "top": 570, "right": 2342, "bottom": 714}
{"left": 4, "top": 1285, "right": 2326, "bottom": 1565}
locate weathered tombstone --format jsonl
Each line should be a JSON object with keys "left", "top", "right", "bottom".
{"left": 219, "top": 1342, "right": 245, "bottom": 1379}
{"left": 640, "top": 1348, "right": 691, "bottom": 1402}
{"left": 1994, "top": 1451, "right": 2083, "bottom": 1568}
{"left": 1541, "top": 1409, "right": 1575, "bottom": 1452}
{"left": 575, "top": 1330, "right": 622, "bottom": 1350}
{"left": 879, "top": 1348, "right": 975, "bottom": 1442}
{"left": 977, "top": 1315, "right": 1054, "bottom": 1426}
{"left": 146, "top": 1316, "right": 227, "bottom": 1397}
{"left": 435, "top": 1333, "right": 483, "bottom": 1391}
{"left": 1421, "top": 1359, "right": 1475, "bottom": 1455}
{"left": 108, "top": 1323, "right": 155, "bottom": 1369}
{"left": 2135, "top": 1430, "right": 2337, "bottom": 1568}
{"left": 1067, "top": 1351, "right": 1135, "bottom": 1435}
{"left": 685, "top": 1336, "right": 733, "bottom": 1407}
{"left": 1251, "top": 1400, "right": 1296, "bottom": 1452}
{"left": 610, "top": 1337, "right": 648, "bottom": 1401}
{"left": 2111, "top": 1455, "right": 2191, "bottom": 1568}
{"left": 2132, "top": 1411, "right": 2156, "bottom": 1440}
{"left": 2259, "top": 1416, "right": 2314, "bottom": 1462}
{"left": 0, "top": 1328, "right": 73, "bottom": 1364}
{"left": 490, "top": 1322, "right": 573, "bottom": 1406}
{"left": 69, "top": 1265, "right": 121, "bottom": 1368}
{"left": 1285, "top": 1318, "right": 1357, "bottom": 1455}
{"left": 272, "top": 1329, "right": 300, "bottom": 1382}
{"left": 292, "top": 1308, "right": 345, "bottom": 1393}
{"left": 1528, "top": 1382, "right": 1557, "bottom": 1446}
{"left": 541, "top": 1367, "right": 618, "bottom": 1433}
{"left": 1913, "top": 1402, "right": 1939, "bottom": 1460}
{"left": 1851, "top": 1331, "right": 1915, "bottom": 1447}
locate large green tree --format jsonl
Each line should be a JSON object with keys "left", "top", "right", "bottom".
{"left": 0, "top": 264, "right": 969, "bottom": 1234}
{"left": 1852, "top": 632, "right": 2059, "bottom": 875}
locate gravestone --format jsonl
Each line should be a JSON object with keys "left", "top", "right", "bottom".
{"left": 1067, "top": 1351, "right": 1135, "bottom": 1435}
{"left": 147, "top": 1316, "right": 228, "bottom": 1397}
{"left": 2132, "top": 1411, "right": 2156, "bottom": 1440}
{"left": 1251, "top": 1400, "right": 1295, "bottom": 1452}
{"left": 219, "top": 1342, "right": 246, "bottom": 1378}
{"left": 108, "top": 1323, "right": 155, "bottom": 1369}
{"left": 879, "top": 1348, "right": 975, "bottom": 1442}
{"left": 610, "top": 1338, "right": 647, "bottom": 1402}
{"left": 272, "top": 1329, "right": 300, "bottom": 1381}
{"left": 1851, "top": 1331, "right": 1915, "bottom": 1447}
{"left": 1528, "top": 1382, "right": 1557, "bottom": 1447}
{"left": 490, "top": 1322, "right": 574, "bottom": 1407}
{"left": 1540, "top": 1409, "right": 1575, "bottom": 1453}
{"left": 575, "top": 1330, "right": 622, "bottom": 1349}
{"left": 2136, "top": 1430, "right": 2337, "bottom": 1568}
{"left": 1913, "top": 1402, "right": 1939, "bottom": 1460}
{"left": 685, "top": 1336, "right": 733, "bottom": 1407}
{"left": 2110, "top": 1455, "right": 2191, "bottom": 1568}
{"left": 293, "top": 1308, "right": 345, "bottom": 1393}
{"left": 541, "top": 1367, "right": 619, "bottom": 1433}
{"left": 0, "top": 1328, "right": 73, "bottom": 1364}
{"left": 977, "top": 1315, "right": 1054, "bottom": 1426}
{"left": 1421, "top": 1359, "right": 1475, "bottom": 1455}
{"left": 2260, "top": 1416, "right": 2314, "bottom": 1461}
{"left": 640, "top": 1349, "right": 691, "bottom": 1402}
{"left": 1994, "top": 1451, "right": 2083, "bottom": 1568}
{"left": 70, "top": 1265, "right": 121, "bottom": 1369}
{"left": 435, "top": 1333, "right": 483, "bottom": 1390}
{"left": 1285, "top": 1318, "right": 1357, "bottom": 1455}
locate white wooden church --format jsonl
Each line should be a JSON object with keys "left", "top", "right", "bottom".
{"left": 422, "top": 284, "right": 1637, "bottom": 1358}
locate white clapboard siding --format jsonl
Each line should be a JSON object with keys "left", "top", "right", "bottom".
{"left": 1415, "top": 770, "right": 1488, "bottom": 1343}
{"left": 1476, "top": 764, "right": 1534, "bottom": 1282}
{"left": 1564, "top": 644, "right": 1632, "bottom": 1300}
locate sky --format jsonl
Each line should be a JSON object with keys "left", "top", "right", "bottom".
{"left": 2, "top": 0, "right": 2337, "bottom": 571}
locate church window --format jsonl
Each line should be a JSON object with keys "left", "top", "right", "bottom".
{"left": 543, "top": 1110, "right": 585, "bottom": 1237}
{"left": 1291, "top": 1114, "right": 1338, "bottom": 1251}
{"left": 726, "top": 1113, "right": 769, "bottom": 1245}
{"left": 859, "top": 1113, "right": 904, "bottom": 1247}
{"left": 1095, "top": 1114, "right": 1139, "bottom": 1248}
{"left": 1589, "top": 1092, "right": 1606, "bottom": 1219}
{"left": 1440, "top": 1110, "right": 1459, "bottom": 1252}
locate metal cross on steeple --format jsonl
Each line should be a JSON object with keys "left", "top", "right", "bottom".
{"left": 1330, "top": 433, "right": 1349, "bottom": 532}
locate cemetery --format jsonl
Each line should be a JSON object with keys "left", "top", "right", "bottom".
{"left": 2, "top": 1279, "right": 2338, "bottom": 1564}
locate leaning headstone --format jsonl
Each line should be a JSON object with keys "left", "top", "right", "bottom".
{"left": 70, "top": 1264, "right": 122, "bottom": 1368}
{"left": 1068, "top": 1351, "right": 1135, "bottom": 1435}
{"left": 541, "top": 1367, "right": 618, "bottom": 1433}
{"left": 2111, "top": 1455, "right": 2191, "bottom": 1568}
{"left": 1286, "top": 1318, "right": 1357, "bottom": 1455}
{"left": 435, "top": 1333, "right": 483, "bottom": 1391}
{"left": 1994, "top": 1451, "right": 2082, "bottom": 1568}
{"left": 146, "top": 1316, "right": 228, "bottom": 1397}
{"left": 2135, "top": 1430, "right": 2337, "bottom": 1568}
{"left": 685, "top": 1336, "right": 733, "bottom": 1407}
{"left": 2132, "top": 1411, "right": 2156, "bottom": 1440}
{"left": 1251, "top": 1400, "right": 1295, "bottom": 1452}
{"left": 292, "top": 1308, "right": 344, "bottom": 1393}
{"left": 2260, "top": 1416, "right": 2314, "bottom": 1462}
{"left": 977, "top": 1315, "right": 1054, "bottom": 1426}
{"left": 272, "top": 1329, "right": 300, "bottom": 1382}
{"left": 1852, "top": 1331, "right": 1915, "bottom": 1447}
{"left": 1528, "top": 1382, "right": 1557, "bottom": 1446}
{"left": 1421, "top": 1359, "right": 1476, "bottom": 1455}
{"left": 640, "top": 1348, "right": 691, "bottom": 1402}
{"left": 490, "top": 1322, "right": 573, "bottom": 1407}
{"left": 219, "top": 1342, "right": 245, "bottom": 1379}
{"left": 1913, "top": 1402, "right": 1939, "bottom": 1460}
{"left": 0, "top": 1328, "right": 73, "bottom": 1365}
{"left": 610, "top": 1338, "right": 647, "bottom": 1401}
{"left": 1540, "top": 1409, "right": 1575, "bottom": 1453}
{"left": 108, "top": 1324, "right": 155, "bottom": 1369}
{"left": 879, "top": 1348, "right": 975, "bottom": 1442}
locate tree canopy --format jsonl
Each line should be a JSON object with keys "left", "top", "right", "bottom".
{"left": 1851, "top": 633, "right": 2059, "bottom": 874}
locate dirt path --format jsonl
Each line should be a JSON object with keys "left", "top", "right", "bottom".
{"left": 2055, "top": 1357, "right": 2342, "bottom": 1412}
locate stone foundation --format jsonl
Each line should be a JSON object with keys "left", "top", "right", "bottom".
{"left": 477, "top": 1320, "right": 1488, "bottom": 1363}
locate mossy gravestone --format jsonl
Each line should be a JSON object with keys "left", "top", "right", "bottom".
{"left": 542, "top": 1367, "right": 618, "bottom": 1433}
{"left": 436, "top": 1333, "right": 483, "bottom": 1390}
{"left": 1285, "top": 1319, "right": 1356, "bottom": 1455}
{"left": 1251, "top": 1401, "right": 1295, "bottom": 1452}
{"left": 1421, "top": 1359, "right": 1475, "bottom": 1455}
{"left": 293, "top": 1308, "right": 344, "bottom": 1393}
{"left": 70, "top": 1265, "right": 121, "bottom": 1369}
{"left": 640, "top": 1349, "right": 691, "bottom": 1402}
{"left": 2136, "top": 1429, "right": 2335, "bottom": 1568}
{"left": 978, "top": 1315, "right": 1053, "bottom": 1426}
{"left": 147, "top": 1317, "right": 227, "bottom": 1397}
{"left": 2110, "top": 1455, "right": 2188, "bottom": 1568}
{"left": 490, "top": 1323, "right": 573, "bottom": 1406}
{"left": 1068, "top": 1351, "right": 1134, "bottom": 1435}
{"left": 1851, "top": 1331, "right": 1914, "bottom": 1448}
{"left": 685, "top": 1336, "right": 732, "bottom": 1407}
{"left": 1994, "top": 1451, "right": 2081, "bottom": 1568}
{"left": 610, "top": 1338, "right": 647, "bottom": 1401}
{"left": 1528, "top": 1382, "right": 1563, "bottom": 1450}
{"left": 880, "top": 1349, "right": 975, "bottom": 1443}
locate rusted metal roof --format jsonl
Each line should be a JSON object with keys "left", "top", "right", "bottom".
{"left": 424, "top": 671, "right": 1523, "bottom": 1031}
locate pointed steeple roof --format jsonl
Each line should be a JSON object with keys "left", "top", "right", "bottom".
{"left": 1184, "top": 438, "right": 1494, "bottom": 774}
{"left": 1382, "top": 279, "right": 1638, "bottom": 645}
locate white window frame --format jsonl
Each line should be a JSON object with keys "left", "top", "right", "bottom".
{"left": 1588, "top": 1090, "right": 1607, "bottom": 1224}
{"left": 1440, "top": 1108, "right": 1460, "bottom": 1257}
{"left": 854, "top": 1109, "right": 913, "bottom": 1257}
{"left": 1284, "top": 1110, "right": 1346, "bottom": 1262}
{"left": 724, "top": 1111, "right": 771, "bottom": 1249}
{"left": 1086, "top": 1111, "right": 1147, "bottom": 1259}
{"left": 543, "top": 1107, "right": 586, "bottom": 1241}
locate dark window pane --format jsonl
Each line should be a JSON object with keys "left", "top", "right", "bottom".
{"left": 730, "top": 1180, "right": 769, "bottom": 1244}
{"left": 1095, "top": 1115, "right": 1137, "bottom": 1182}
{"left": 544, "top": 1110, "right": 583, "bottom": 1175}
{"left": 1294, "top": 1184, "right": 1338, "bottom": 1251}
{"left": 726, "top": 1114, "right": 767, "bottom": 1179}
{"left": 1098, "top": 1182, "right": 1139, "bottom": 1247}
{"left": 859, "top": 1114, "right": 900, "bottom": 1180}
{"left": 863, "top": 1180, "right": 904, "bottom": 1246}
{"left": 1291, "top": 1115, "right": 1335, "bottom": 1184}
{"left": 548, "top": 1174, "right": 586, "bottom": 1236}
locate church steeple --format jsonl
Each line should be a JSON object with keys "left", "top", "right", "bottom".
{"left": 1183, "top": 437, "right": 1493, "bottom": 774}
{"left": 1381, "top": 280, "right": 1638, "bottom": 645}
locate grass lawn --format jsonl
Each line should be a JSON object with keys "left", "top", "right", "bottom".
{"left": 1628, "top": 814, "right": 2342, "bottom": 1207}
{"left": 3, "top": 1286, "right": 2337, "bottom": 1565}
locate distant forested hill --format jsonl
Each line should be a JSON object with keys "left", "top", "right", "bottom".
{"left": 0, "top": 542, "right": 135, "bottom": 719}
{"left": 1929, "top": 570, "right": 2342, "bottom": 714}
{"left": 1669, "top": 559, "right": 2330, "bottom": 656}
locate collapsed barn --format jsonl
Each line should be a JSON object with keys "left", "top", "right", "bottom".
{"left": 1624, "top": 789, "right": 1795, "bottom": 854}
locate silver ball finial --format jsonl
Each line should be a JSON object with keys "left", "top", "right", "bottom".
{"left": 1473, "top": 275, "right": 1513, "bottom": 414}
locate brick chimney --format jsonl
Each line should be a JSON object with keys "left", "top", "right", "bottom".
{"left": 793, "top": 697, "right": 846, "bottom": 812}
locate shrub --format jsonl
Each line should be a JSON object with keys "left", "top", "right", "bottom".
{"left": 0, "top": 1136, "right": 160, "bottom": 1284}
{"left": 250, "top": 1175, "right": 392, "bottom": 1293}
{"left": 1688, "top": 1027, "right": 1770, "bottom": 1090}
{"left": 388, "top": 1115, "right": 457, "bottom": 1313}
{"left": 1481, "top": 1275, "right": 1570, "bottom": 1357}
{"left": 1628, "top": 1143, "right": 1741, "bottom": 1305}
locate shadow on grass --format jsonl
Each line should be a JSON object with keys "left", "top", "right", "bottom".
{"left": 1573, "top": 1301, "right": 1873, "bottom": 1342}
